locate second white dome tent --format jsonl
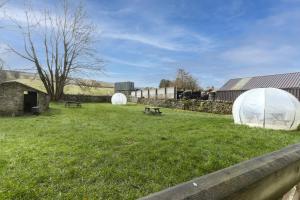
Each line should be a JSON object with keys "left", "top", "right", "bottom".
{"left": 111, "top": 93, "right": 127, "bottom": 105}
{"left": 232, "top": 88, "right": 300, "bottom": 130}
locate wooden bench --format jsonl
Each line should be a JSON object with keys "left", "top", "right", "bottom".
{"left": 65, "top": 101, "right": 82, "bottom": 108}
{"left": 144, "top": 106, "right": 162, "bottom": 115}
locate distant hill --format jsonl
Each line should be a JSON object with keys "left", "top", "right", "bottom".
{"left": 0, "top": 70, "right": 114, "bottom": 96}
{"left": 0, "top": 70, "right": 38, "bottom": 82}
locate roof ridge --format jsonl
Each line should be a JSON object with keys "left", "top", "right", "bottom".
{"left": 219, "top": 72, "right": 300, "bottom": 91}
{"left": 228, "top": 71, "right": 300, "bottom": 81}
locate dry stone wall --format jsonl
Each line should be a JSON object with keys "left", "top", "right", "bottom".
{"left": 62, "top": 94, "right": 111, "bottom": 103}
{"left": 137, "top": 98, "right": 233, "bottom": 114}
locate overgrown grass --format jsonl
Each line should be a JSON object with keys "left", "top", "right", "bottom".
{"left": 0, "top": 103, "right": 300, "bottom": 199}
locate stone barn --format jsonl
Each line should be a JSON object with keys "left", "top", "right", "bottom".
{"left": 0, "top": 80, "right": 50, "bottom": 116}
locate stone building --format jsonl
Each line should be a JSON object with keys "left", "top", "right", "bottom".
{"left": 0, "top": 80, "right": 50, "bottom": 116}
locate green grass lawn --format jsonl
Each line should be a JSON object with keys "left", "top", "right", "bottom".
{"left": 1, "top": 103, "right": 300, "bottom": 200}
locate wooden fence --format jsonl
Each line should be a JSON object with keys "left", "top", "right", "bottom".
{"left": 140, "top": 143, "right": 300, "bottom": 200}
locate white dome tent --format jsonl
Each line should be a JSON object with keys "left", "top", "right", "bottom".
{"left": 232, "top": 88, "right": 300, "bottom": 130}
{"left": 111, "top": 93, "right": 127, "bottom": 105}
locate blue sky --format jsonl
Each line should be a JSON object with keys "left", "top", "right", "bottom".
{"left": 1, "top": 0, "right": 300, "bottom": 88}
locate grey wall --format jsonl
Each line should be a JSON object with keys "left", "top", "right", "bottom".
{"left": 132, "top": 87, "right": 176, "bottom": 99}
{"left": 38, "top": 92, "right": 50, "bottom": 113}
{"left": 0, "top": 82, "right": 49, "bottom": 116}
{"left": 216, "top": 90, "right": 245, "bottom": 102}
{"left": 62, "top": 94, "right": 111, "bottom": 103}
{"left": 138, "top": 98, "right": 233, "bottom": 114}
{"left": 285, "top": 88, "right": 300, "bottom": 101}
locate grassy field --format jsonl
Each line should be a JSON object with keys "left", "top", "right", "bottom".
{"left": 0, "top": 103, "right": 300, "bottom": 199}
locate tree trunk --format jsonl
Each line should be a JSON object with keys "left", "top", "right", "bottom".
{"left": 8, "top": 0, "right": 103, "bottom": 102}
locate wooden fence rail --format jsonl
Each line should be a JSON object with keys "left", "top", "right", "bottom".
{"left": 140, "top": 143, "right": 300, "bottom": 200}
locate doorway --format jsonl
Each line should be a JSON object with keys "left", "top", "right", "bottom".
{"left": 24, "top": 91, "right": 37, "bottom": 113}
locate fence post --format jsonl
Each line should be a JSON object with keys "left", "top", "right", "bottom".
{"left": 164, "top": 87, "right": 167, "bottom": 100}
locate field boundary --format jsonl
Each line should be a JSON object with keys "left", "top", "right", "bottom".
{"left": 136, "top": 98, "right": 233, "bottom": 114}
{"left": 62, "top": 94, "right": 111, "bottom": 102}
{"left": 140, "top": 143, "right": 300, "bottom": 200}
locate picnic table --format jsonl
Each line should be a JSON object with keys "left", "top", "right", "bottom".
{"left": 144, "top": 106, "right": 162, "bottom": 115}
{"left": 65, "top": 101, "right": 82, "bottom": 108}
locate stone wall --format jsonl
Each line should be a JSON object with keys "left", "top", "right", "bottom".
{"left": 0, "top": 82, "right": 24, "bottom": 115}
{"left": 0, "top": 82, "right": 49, "bottom": 116}
{"left": 137, "top": 98, "right": 233, "bottom": 114}
{"left": 62, "top": 94, "right": 111, "bottom": 103}
{"left": 38, "top": 93, "right": 50, "bottom": 112}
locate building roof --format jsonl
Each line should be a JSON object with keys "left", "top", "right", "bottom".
{"left": 218, "top": 72, "right": 300, "bottom": 91}
{"left": 1, "top": 79, "right": 48, "bottom": 94}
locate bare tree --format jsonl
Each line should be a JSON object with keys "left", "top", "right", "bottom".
{"left": 8, "top": 0, "right": 103, "bottom": 100}
{"left": 174, "top": 68, "right": 200, "bottom": 91}
{"left": 0, "top": 0, "right": 7, "bottom": 70}
{"left": 0, "top": 0, "right": 8, "bottom": 8}
{"left": 159, "top": 79, "right": 173, "bottom": 88}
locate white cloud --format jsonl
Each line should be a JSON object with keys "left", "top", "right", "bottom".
{"left": 3, "top": 0, "right": 300, "bottom": 88}
{"left": 221, "top": 45, "right": 299, "bottom": 65}
{"left": 1, "top": 4, "right": 215, "bottom": 53}
{"left": 281, "top": 0, "right": 300, "bottom": 2}
{"left": 0, "top": 43, "right": 8, "bottom": 51}
{"left": 94, "top": 4, "right": 215, "bottom": 53}
{"left": 99, "top": 28, "right": 214, "bottom": 52}
{"left": 103, "top": 55, "right": 154, "bottom": 69}
{"left": 101, "top": 32, "right": 179, "bottom": 51}
{"left": 219, "top": 6, "right": 300, "bottom": 71}
{"left": 256, "top": 9, "right": 300, "bottom": 28}
{"left": 0, "top": 5, "right": 46, "bottom": 26}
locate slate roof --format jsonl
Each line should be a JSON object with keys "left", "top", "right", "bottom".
{"left": 219, "top": 72, "right": 300, "bottom": 91}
